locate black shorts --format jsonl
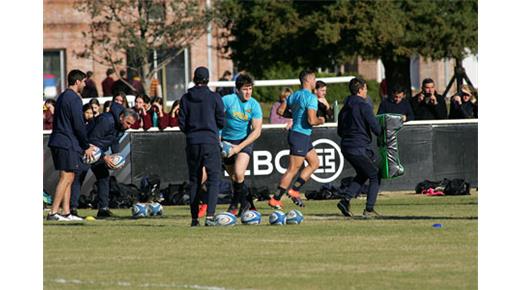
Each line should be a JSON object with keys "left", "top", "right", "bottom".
{"left": 222, "top": 138, "right": 254, "bottom": 166}
{"left": 50, "top": 147, "right": 83, "bottom": 172}
{"left": 288, "top": 130, "right": 314, "bottom": 157}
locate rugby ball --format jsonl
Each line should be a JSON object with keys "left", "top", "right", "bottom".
{"left": 148, "top": 202, "right": 163, "bottom": 216}
{"left": 109, "top": 154, "right": 126, "bottom": 169}
{"left": 286, "top": 209, "right": 304, "bottom": 224}
{"left": 131, "top": 203, "right": 148, "bottom": 219}
{"left": 241, "top": 210, "right": 262, "bottom": 225}
{"left": 83, "top": 146, "right": 102, "bottom": 164}
{"left": 220, "top": 141, "right": 233, "bottom": 158}
{"left": 269, "top": 210, "right": 286, "bottom": 225}
{"left": 215, "top": 212, "right": 237, "bottom": 226}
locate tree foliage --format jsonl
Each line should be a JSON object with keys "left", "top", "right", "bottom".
{"left": 75, "top": 0, "right": 213, "bottom": 89}
{"left": 217, "top": 0, "right": 477, "bottom": 92}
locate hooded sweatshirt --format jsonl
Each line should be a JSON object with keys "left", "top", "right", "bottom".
{"left": 178, "top": 85, "right": 225, "bottom": 145}
{"left": 86, "top": 102, "right": 126, "bottom": 153}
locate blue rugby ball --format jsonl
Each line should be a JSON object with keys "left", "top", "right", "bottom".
{"left": 241, "top": 210, "right": 262, "bottom": 225}
{"left": 269, "top": 210, "right": 286, "bottom": 225}
{"left": 215, "top": 212, "right": 237, "bottom": 226}
{"left": 286, "top": 209, "right": 304, "bottom": 224}
{"left": 83, "top": 146, "right": 102, "bottom": 164}
{"left": 132, "top": 203, "right": 148, "bottom": 219}
{"left": 148, "top": 202, "right": 163, "bottom": 216}
{"left": 109, "top": 154, "right": 126, "bottom": 169}
{"left": 221, "top": 141, "right": 233, "bottom": 158}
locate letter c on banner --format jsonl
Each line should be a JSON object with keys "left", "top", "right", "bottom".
{"left": 275, "top": 149, "right": 290, "bottom": 174}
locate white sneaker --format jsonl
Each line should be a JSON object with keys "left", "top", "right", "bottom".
{"left": 46, "top": 213, "right": 68, "bottom": 221}
{"left": 64, "top": 213, "right": 84, "bottom": 221}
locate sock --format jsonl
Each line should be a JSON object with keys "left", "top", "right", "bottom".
{"left": 233, "top": 181, "right": 248, "bottom": 207}
{"left": 274, "top": 187, "right": 287, "bottom": 201}
{"left": 231, "top": 182, "right": 242, "bottom": 205}
{"left": 291, "top": 177, "right": 306, "bottom": 192}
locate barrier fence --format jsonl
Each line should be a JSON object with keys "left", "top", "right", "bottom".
{"left": 43, "top": 120, "right": 477, "bottom": 197}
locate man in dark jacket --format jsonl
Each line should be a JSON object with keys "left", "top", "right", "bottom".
{"left": 337, "top": 77, "right": 382, "bottom": 218}
{"left": 411, "top": 78, "right": 447, "bottom": 120}
{"left": 111, "top": 70, "right": 133, "bottom": 97}
{"left": 179, "top": 66, "right": 225, "bottom": 226}
{"left": 377, "top": 85, "right": 415, "bottom": 121}
{"left": 47, "top": 69, "right": 97, "bottom": 221}
{"left": 70, "top": 103, "right": 138, "bottom": 218}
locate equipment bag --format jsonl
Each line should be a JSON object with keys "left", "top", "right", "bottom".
{"left": 376, "top": 114, "right": 405, "bottom": 179}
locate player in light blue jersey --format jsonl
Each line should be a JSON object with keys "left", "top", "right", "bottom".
{"left": 268, "top": 70, "right": 325, "bottom": 209}
{"left": 221, "top": 73, "right": 263, "bottom": 216}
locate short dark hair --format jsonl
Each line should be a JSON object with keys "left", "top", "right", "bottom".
{"left": 349, "top": 77, "right": 366, "bottom": 95}
{"left": 315, "top": 80, "right": 327, "bottom": 90}
{"left": 422, "top": 78, "right": 435, "bottom": 88}
{"left": 106, "top": 68, "right": 115, "bottom": 76}
{"left": 122, "top": 108, "right": 139, "bottom": 121}
{"left": 86, "top": 71, "right": 94, "bottom": 78}
{"left": 299, "top": 69, "right": 315, "bottom": 85}
{"left": 235, "top": 73, "right": 254, "bottom": 90}
{"left": 82, "top": 103, "right": 93, "bottom": 113}
{"left": 391, "top": 85, "right": 406, "bottom": 95}
{"left": 223, "top": 70, "right": 232, "bottom": 77}
{"left": 67, "top": 69, "right": 86, "bottom": 86}
{"left": 119, "top": 70, "right": 126, "bottom": 78}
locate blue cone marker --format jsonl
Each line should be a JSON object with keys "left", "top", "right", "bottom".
{"left": 432, "top": 223, "right": 443, "bottom": 228}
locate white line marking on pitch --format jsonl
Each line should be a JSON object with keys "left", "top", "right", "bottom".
{"left": 50, "top": 278, "right": 255, "bottom": 290}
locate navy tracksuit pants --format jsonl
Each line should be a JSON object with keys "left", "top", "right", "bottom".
{"left": 341, "top": 147, "right": 381, "bottom": 210}
{"left": 71, "top": 162, "right": 110, "bottom": 210}
{"left": 186, "top": 143, "right": 221, "bottom": 220}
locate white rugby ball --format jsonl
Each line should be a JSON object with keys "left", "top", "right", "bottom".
{"left": 83, "top": 146, "right": 102, "bottom": 164}
{"left": 109, "top": 154, "right": 126, "bottom": 169}
{"left": 131, "top": 203, "right": 148, "bottom": 219}
{"left": 148, "top": 202, "right": 163, "bottom": 216}
{"left": 215, "top": 212, "right": 237, "bottom": 226}
{"left": 221, "top": 141, "right": 233, "bottom": 158}
{"left": 241, "top": 210, "right": 262, "bottom": 225}
{"left": 286, "top": 209, "right": 304, "bottom": 224}
{"left": 269, "top": 210, "right": 286, "bottom": 225}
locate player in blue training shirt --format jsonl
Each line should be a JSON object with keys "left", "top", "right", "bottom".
{"left": 268, "top": 70, "right": 325, "bottom": 209}
{"left": 221, "top": 73, "right": 263, "bottom": 216}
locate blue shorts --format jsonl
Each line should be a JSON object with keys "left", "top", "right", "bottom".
{"left": 50, "top": 147, "right": 83, "bottom": 172}
{"left": 288, "top": 130, "right": 314, "bottom": 157}
{"left": 222, "top": 138, "right": 254, "bottom": 166}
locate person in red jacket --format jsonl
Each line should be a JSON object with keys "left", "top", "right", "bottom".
{"left": 130, "top": 94, "right": 152, "bottom": 130}
{"left": 167, "top": 100, "right": 180, "bottom": 128}
{"left": 149, "top": 96, "right": 169, "bottom": 129}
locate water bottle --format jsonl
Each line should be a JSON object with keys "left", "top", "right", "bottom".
{"left": 152, "top": 111, "right": 158, "bottom": 127}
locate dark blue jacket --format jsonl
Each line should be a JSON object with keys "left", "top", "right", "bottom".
{"left": 377, "top": 98, "right": 415, "bottom": 121}
{"left": 338, "top": 95, "right": 381, "bottom": 150}
{"left": 48, "top": 89, "right": 90, "bottom": 153}
{"left": 179, "top": 86, "right": 225, "bottom": 145}
{"left": 86, "top": 102, "right": 126, "bottom": 153}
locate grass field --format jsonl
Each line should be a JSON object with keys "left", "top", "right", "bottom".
{"left": 43, "top": 191, "right": 477, "bottom": 290}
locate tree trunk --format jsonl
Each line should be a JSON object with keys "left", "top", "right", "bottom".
{"left": 381, "top": 55, "right": 412, "bottom": 98}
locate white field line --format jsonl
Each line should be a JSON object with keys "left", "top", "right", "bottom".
{"left": 49, "top": 278, "right": 256, "bottom": 290}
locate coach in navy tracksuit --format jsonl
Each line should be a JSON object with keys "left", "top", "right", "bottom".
{"left": 179, "top": 66, "right": 225, "bottom": 226}
{"left": 337, "top": 78, "right": 382, "bottom": 218}
{"left": 47, "top": 70, "right": 96, "bottom": 221}
{"left": 70, "top": 102, "right": 138, "bottom": 218}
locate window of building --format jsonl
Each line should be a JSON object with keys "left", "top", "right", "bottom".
{"left": 43, "top": 49, "right": 66, "bottom": 98}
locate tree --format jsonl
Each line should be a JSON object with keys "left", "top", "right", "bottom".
{"left": 217, "top": 0, "right": 478, "bottom": 95}
{"left": 74, "top": 0, "right": 213, "bottom": 94}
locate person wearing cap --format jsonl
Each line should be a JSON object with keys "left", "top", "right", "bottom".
{"left": 449, "top": 85, "right": 478, "bottom": 119}
{"left": 179, "top": 66, "right": 225, "bottom": 227}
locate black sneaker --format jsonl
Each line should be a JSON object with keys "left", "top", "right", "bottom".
{"left": 362, "top": 209, "right": 381, "bottom": 219}
{"left": 70, "top": 208, "right": 83, "bottom": 218}
{"left": 191, "top": 219, "right": 200, "bottom": 227}
{"left": 205, "top": 216, "right": 217, "bottom": 227}
{"left": 337, "top": 198, "right": 353, "bottom": 217}
{"left": 96, "top": 208, "right": 115, "bottom": 219}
